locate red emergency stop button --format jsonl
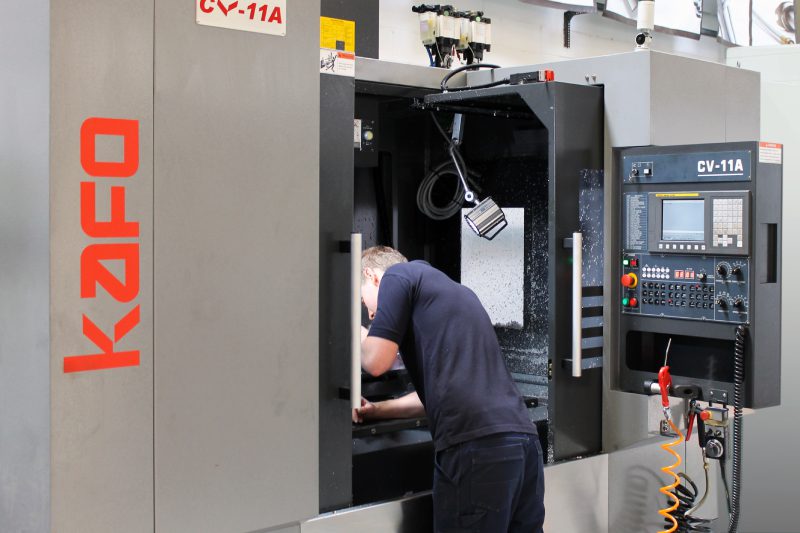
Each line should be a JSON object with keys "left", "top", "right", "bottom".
{"left": 700, "top": 411, "right": 711, "bottom": 421}
{"left": 621, "top": 273, "right": 638, "bottom": 288}
{"left": 629, "top": 297, "right": 638, "bottom": 308}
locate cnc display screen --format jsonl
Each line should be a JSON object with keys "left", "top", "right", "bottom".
{"left": 662, "top": 200, "right": 705, "bottom": 241}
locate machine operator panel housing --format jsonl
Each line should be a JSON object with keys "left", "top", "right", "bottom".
{"left": 617, "top": 142, "right": 782, "bottom": 408}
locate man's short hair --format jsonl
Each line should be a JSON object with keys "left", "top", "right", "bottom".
{"left": 362, "top": 246, "right": 407, "bottom": 282}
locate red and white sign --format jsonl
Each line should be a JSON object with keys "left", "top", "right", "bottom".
{"left": 759, "top": 142, "right": 783, "bottom": 165}
{"left": 320, "top": 50, "right": 355, "bottom": 77}
{"left": 197, "top": 0, "right": 286, "bottom": 36}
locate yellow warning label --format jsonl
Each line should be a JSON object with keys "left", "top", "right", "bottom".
{"left": 655, "top": 193, "right": 701, "bottom": 198}
{"left": 320, "top": 17, "right": 355, "bottom": 53}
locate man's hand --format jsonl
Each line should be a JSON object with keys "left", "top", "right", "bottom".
{"left": 361, "top": 325, "right": 369, "bottom": 343}
{"left": 352, "top": 392, "right": 424, "bottom": 424}
{"left": 353, "top": 396, "right": 377, "bottom": 423}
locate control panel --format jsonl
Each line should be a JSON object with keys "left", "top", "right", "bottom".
{"left": 616, "top": 142, "right": 782, "bottom": 409}
{"left": 620, "top": 253, "right": 748, "bottom": 323}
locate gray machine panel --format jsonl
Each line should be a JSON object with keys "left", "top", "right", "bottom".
{"left": 464, "top": 51, "right": 760, "bottom": 148}
{"left": 50, "top": 1, "right": 155, "bottom": 532}
{"left": 154, "top": 1, "right": 320, "bottom": 532}
{"left": 355, "top": 56, "right": 463, "bottom": 90}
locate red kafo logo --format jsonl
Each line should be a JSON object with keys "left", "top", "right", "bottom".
{"left": 64, "top": 118, "right": 141, "bottom": 373}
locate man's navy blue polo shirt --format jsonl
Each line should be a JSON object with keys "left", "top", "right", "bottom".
{"left": 368, "top": 260, "right": 536, "bottom": 452}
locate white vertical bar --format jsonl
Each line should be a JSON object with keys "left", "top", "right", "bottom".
{"left": 351, "top": 233, "right": 362, "bottom": 410}
{"left": 573, "top": 232, "right": 583, "bottom": 378}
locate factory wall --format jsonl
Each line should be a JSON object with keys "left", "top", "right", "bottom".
{"left": 727, "top": 45, "right": 800, "bottom": 533}
{"left": 379, "top": 0, "right": 729, "bottom": 67}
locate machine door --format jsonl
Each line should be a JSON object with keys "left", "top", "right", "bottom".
{"left": 153, "top": 2, "right": 321, "bottom": 532}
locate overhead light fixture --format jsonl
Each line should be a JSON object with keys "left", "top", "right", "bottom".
{"left": 464, "top": 197, "right": 507, "bottom": 240}
{"left": 447, "top": 113, "right": 508, "bottom": 240}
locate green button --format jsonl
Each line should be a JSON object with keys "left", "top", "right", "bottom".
{"left": 623, "top": 259, "right": 630, "bottom": 266}
{"left": 622, "top": 298, "right": 630, "bottom": 307}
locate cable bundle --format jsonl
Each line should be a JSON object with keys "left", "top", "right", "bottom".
{"left": 665, "top": 474, "right": 714, "bottom": 533}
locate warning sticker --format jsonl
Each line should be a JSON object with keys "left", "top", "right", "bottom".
{"left": 759, "top": 142, "right": 783, "bottom": 164}
{"left": 320, "top": 17, "right": 355, "bottom": 77}
{"left": 320, "top": 50, "right": 355, "bottom": 76}
{"left": 320, "top": 17, "right": 355, "bottom": 52}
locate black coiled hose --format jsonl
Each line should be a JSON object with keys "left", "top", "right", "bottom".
{"left": 418, "top": 113, "right": 481, "bottom": 221}
{"left": 416, "top": 160, "right": 468, "bottom": 220}
{"left": 664, "top": 473, "right": 714, "bottom": 532}
{"left": 669, "top": 475, "right": 698, "bottom": 531}
{"left": 728, "top": 325, "right": 747, "bottom": 533}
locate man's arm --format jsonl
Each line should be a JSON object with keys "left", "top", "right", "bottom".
{"left": 361, "top": 333, "right": 400, "bottom": 377}
{"left": 353, "top": 391, "right": 425, "bottom": 423}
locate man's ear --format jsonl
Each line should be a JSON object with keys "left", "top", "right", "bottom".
{"left": 365, "top": 267, "right": 380, "bottom": 286}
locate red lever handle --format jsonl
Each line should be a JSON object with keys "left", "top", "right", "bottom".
{"left": 658, "top": 366, "right": 672, "bottom": 409}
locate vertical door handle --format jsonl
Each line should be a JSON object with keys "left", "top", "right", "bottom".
{"left": 572, "top": 232, "right": 583, "bottom": 378}
{"left": 350, "top": 233, "right": 362, "bottom": 409}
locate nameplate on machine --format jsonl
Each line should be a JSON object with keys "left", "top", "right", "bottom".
{"left": 196, "top": 0, "right": 286, "bottom": 36}
{"left": 625, "top": 150, "right": 752, "bottom": 184}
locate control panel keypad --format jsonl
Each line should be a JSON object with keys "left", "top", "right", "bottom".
{"left": 713, "top": 198, "right": 744, "bottom": 248}
{"left": 639, "top": 282, "right": 715, "bottom": 308}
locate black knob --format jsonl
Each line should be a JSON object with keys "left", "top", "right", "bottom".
{"left": 706, "top": 439, "right": 725, "bottom": 459}
{"left": 716, "top": 297, "right": 728, "bottom": 308}
{"left": 717, "top": 264, "right": 728, "bottom": 277}
{"left": 697, "top": 273, "right": 707, "bottom": 282}
{"left": 732, "top": 266, "right": 742, "bottom": 276}
{"left": 734, "top": 298, "right": 744, "bottom": 308}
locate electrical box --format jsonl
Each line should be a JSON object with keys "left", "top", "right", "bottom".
{"left": 616, "top": 142, "right": 782, "bottom": 408}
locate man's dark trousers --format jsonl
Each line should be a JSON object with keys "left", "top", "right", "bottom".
{"left": 433, "top": 432, "right": 545, "bottom": 533}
